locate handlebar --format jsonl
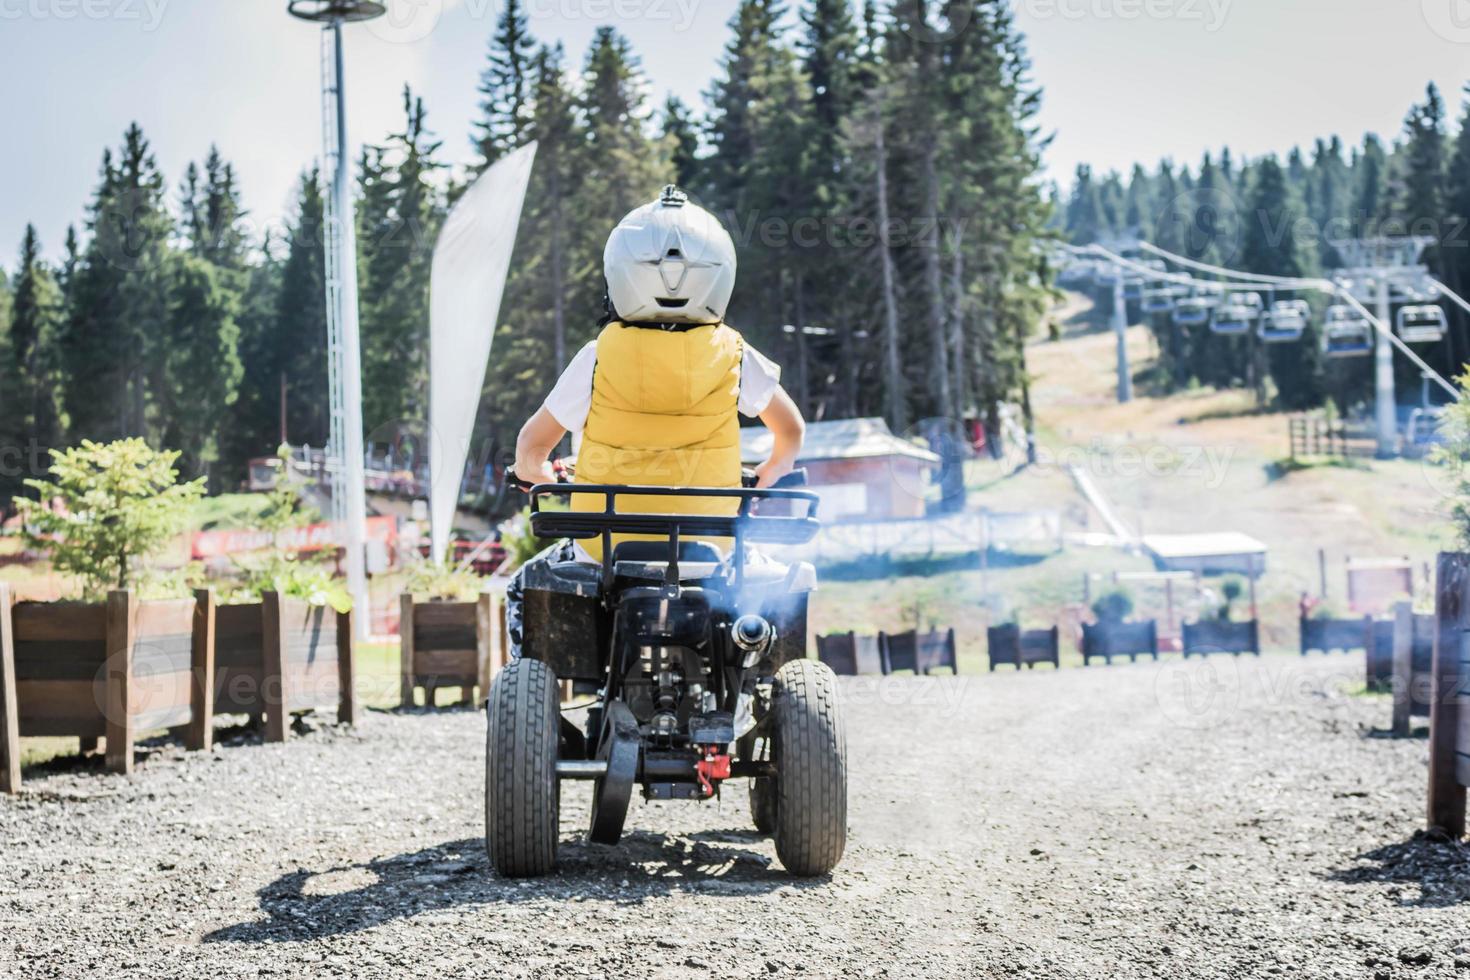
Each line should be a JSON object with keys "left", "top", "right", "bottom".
{"left": 511, "top": 464, "right": 808, "bottom": 493}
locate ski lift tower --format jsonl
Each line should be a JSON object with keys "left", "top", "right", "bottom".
{"left": 288, "top": 0, "right": 384, "bottom": 637}
{"left": 1329, "top": 236, "right": 1435, "bottom": 459}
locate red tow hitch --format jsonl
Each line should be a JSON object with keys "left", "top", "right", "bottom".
{"left": 695, "top": 746, "right": 731, "bottom": 798}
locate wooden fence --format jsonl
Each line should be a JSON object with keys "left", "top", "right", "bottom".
{"left": 986, "top": 624, "right": 1060, "bottom": 670}
{"left": 1288, "top": 415, "right": 1376, "bottom": 462}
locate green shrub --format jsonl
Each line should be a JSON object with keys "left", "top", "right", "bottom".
{"left": 499, "top": 508, "right": 555, "bottom": 572}
{"left": 16, "top": 439, "right": 205, "bottom": 600}
{"left": 403, "top": 559, "right": 483, "bottom": 601}
{"left": 226, "top": 554, "right": 352, "bottom": 613}
{"left": 1091, "top": 588, "right": 1134, "bottom": 623}
{"left": 1431, "top": 371, "right": 1470, "bottom": 548}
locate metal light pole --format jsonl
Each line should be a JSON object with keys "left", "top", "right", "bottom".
{"left": 288, "top": 1, "right": 384, "bottom": 637}
{"left": 1112, "top": 276, "right": 1132, "bottom": 403}
{"left": 1374, "top": 276, "right": 1397, "bottom": 458}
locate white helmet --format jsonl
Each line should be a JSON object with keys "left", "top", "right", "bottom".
{"left": 603, "top": 186, "right": 736, "bottom": 324}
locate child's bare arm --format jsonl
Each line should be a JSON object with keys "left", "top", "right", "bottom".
{"left": 753, "top": 385, "right": 805, "bottom": 488}
{"left": 514, "top": 407, "right": 567, "bottom": 484}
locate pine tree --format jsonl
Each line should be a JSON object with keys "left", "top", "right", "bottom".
{"left": 199, "top": 146, "right": 247, "bottom": 270}
{"left": 1399, "top": 83, "right": 1448, "bottom": 231}
{"left": 159, "top": 252, "right": 243, "bottom": 479}
{"left": 1240, "top": 156, "right": 1321, "bottom": 408}
{"left": 217, "top": 237, "right": 285, "bottom": 484}
{"left": 473, "top": 0, "right": 536, "bottom": 169}
{"left": 63, "top": 124, "right": 174, "bottom": 441}
{"left": 274, "top": 170, "right": 331, "bottom": 446}
{"left": 1355, "top": 134, "right": 1388, "bottom": 234}
{"left": 1065, "top": 165, "right": 1107, "bottom": 244}
{"left": 7, "top": 226, "right": 64, "bottom": 478}
{"left": 359, "top": 86, "right": 445, "bottom": 434}
{"left": 662, "top": 95, "right": 701, "bottom": 189}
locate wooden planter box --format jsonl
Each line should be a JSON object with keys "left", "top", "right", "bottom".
{"left": 986, "top": 624, "right": 1060, "bottom": 670}
{"left": 815, "top": 632, "right": 885, "bottom": 675}
{"left": 0, "top": 586, "right": 215, "bottom": 793}
{"left": 880, "top": 628, "right": 958, "bottom": 674}
{"left": 1300, "top": 615, "right": 1372, "bottom": 656}
{"left": 1366, "top": 618, "right": 1396, "bottom": 690}
{"left": 399, "top": 594, "right": 494, "bottom": 707}
{"left": 212, "top": 590, "right": 355, "bottom": 743}
{"left": 1182, "top": 619, "right": 1260, "bottom": 657}
{"left": 1384, "top": 604, "right": 1435, "bottom": 733}
{"left": 1080, "top": 619, "right": 1158, "bottom": 665}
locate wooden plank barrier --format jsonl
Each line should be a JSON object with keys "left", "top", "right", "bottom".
{"left": 1389, "top": 602, "right": 1436, "bottom": 737}
{"left": 879, "top": 629, "right": 958, "bottom": 675}
{"left": 1428, "top": 553, "right": 1470, "bottom": 836}
{"left": 986, "top": 624, "right": 1060, "bottom": 671}
{"left": 1080, "top": 619, "right": 1158, "bottom": 666}
{"left": 815, "top": 632, "right": 885, "bottom": 675}
{"left": 212, "top": 590, "right": 355, "bottom": 743}
{"left": 1366, "top": 618, "right": 1396, "bottom": 690}
{"left": 0, "top": 586, "right": 214, "bottom": 792}
{"left": 399, "top": 594, "right": 493, "bottom": 707}
{"left": 1182, "top": 619, "right": 1260, "bottom": 657}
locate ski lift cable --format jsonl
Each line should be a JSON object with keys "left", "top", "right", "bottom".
{"left": 1429, "top": 278, "right": 1470, "bottom": 324}
{"left": 1067, "top": 243, "right": 1274, "bottom": 293}
{"left": 1130, "top": 242, "right": 1458, "bottom": 399}
{"left": 1067, "top": 242, "right": 1461, "bottom": 400}
{"left": 1135, "top": 241, "right": 1322, "bottom": 289}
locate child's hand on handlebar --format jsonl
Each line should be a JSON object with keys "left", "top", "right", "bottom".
{"left": 751, "top": 459, "right": 792, "bottom": 489}
{"left": 508, "top": 459, "right": 559, "bottom": 492}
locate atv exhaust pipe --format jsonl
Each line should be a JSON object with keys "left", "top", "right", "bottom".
{"left": 731, "top": 614, "right": 774, "bottom": 667}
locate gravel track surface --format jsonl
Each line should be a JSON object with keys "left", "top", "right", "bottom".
{"left": 4, "top": 654, "right": 1470, "bottom": 979}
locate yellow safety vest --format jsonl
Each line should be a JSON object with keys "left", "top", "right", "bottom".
{"left": 574, "top": 320, "right": 744, "bottom": 560}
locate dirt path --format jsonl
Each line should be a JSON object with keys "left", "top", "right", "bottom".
{"left": 3, "top": 656, "right": 1467, "bottom": 979}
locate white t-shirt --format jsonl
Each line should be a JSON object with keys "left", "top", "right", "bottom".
{"left": 542, "top": 338, "right": 782, "bottom": 434}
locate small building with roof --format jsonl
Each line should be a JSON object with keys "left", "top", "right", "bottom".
{"left": 740, "top": 417, "right": 941, "bottom": 521}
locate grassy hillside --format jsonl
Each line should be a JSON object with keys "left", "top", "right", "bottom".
{"left": 809, "top": 292, "right": 1456, "bottom": 666}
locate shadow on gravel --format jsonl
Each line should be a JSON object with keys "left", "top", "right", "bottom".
{"left": 1360, "top": 726, "right": 1429, "bottom": 741}
{"left": 1326, "top": 833, "right": 1470, "bottom": 907}
{"left": 204, "top": 832, "right": 813, "bottom": 943}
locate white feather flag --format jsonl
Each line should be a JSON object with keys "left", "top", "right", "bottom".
{"left": 428, "top": 141, "right": 537, "bottom": 564}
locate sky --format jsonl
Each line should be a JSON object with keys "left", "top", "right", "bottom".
{"left": 5, "top": 0, "right": 1470, "bottom": 265}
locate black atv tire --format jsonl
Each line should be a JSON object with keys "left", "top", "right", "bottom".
{"left": 749, "top": 771, "right": 777, "bottom": 835}
{"left": 770, "top": 659, "right": 847, "bottom": 876}
{"left": 485, "top": 659, "right": 560, "bottom": 877}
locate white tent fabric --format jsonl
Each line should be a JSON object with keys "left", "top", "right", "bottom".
{"left": 429, "top": 141, "right": 537, "bottom": 563}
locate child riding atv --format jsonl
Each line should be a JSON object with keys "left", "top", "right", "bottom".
{"left": 487, "top": 186, "right": 847, "bottom": 878}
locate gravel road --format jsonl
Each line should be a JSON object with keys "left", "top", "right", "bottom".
{"left": 3, "top": 654, "right": 1469, "bottom": 979}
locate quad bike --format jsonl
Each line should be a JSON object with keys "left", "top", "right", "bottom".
{"left": 485, "top": 469, "right": 846, "bottom": 878}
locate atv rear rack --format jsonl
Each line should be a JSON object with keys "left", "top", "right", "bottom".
{"left": 528, "top": 483, "right": 820, "bottom": 592}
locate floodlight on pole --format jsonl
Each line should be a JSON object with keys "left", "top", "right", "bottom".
{"left": 288, "top": 0, "right": 384, "bottom": 638}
